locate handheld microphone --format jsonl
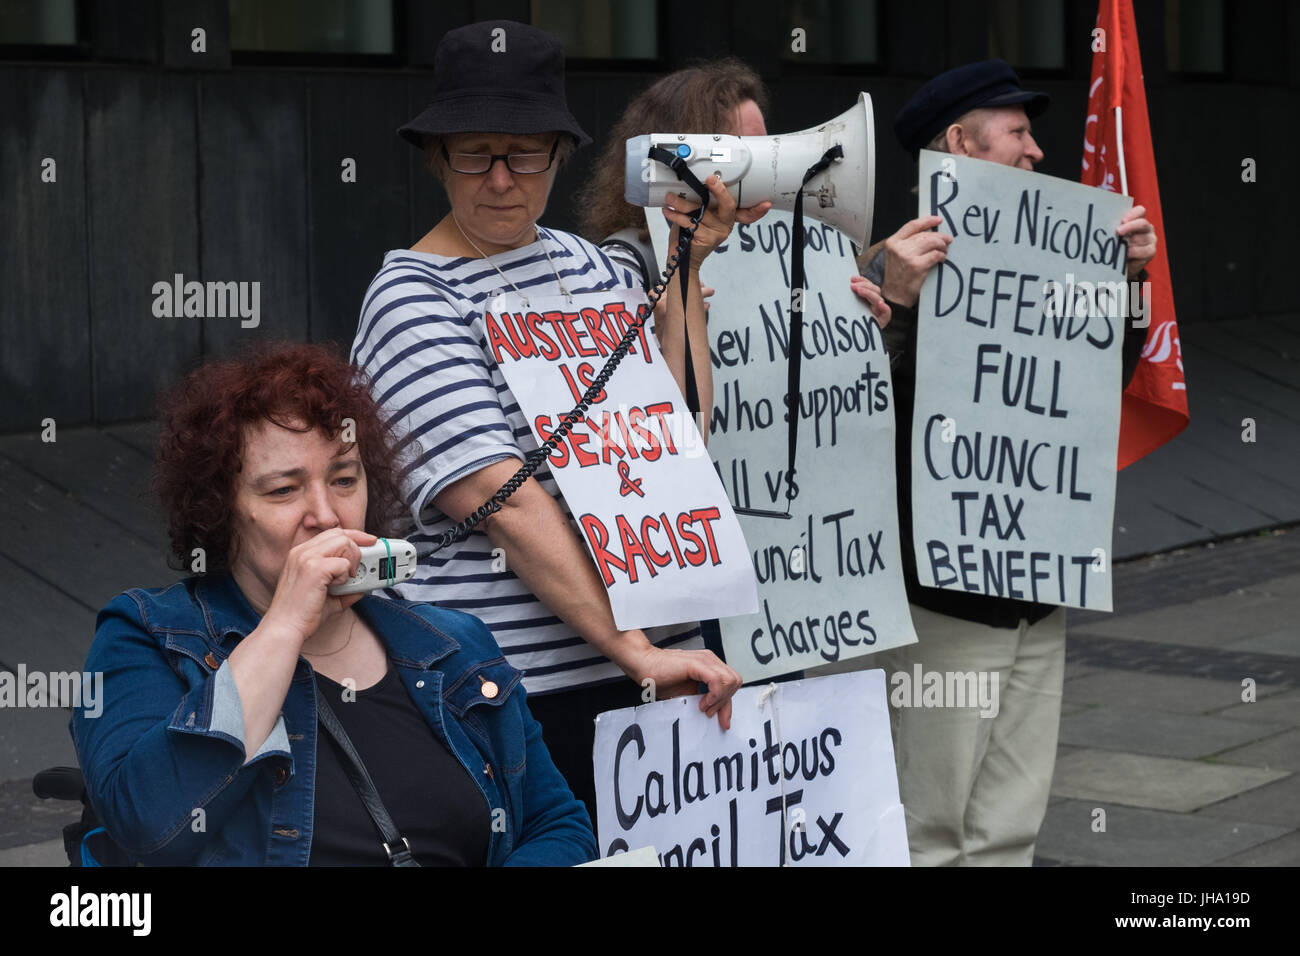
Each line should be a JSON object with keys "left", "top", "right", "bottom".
{"left": 328, "top": 538, "right": 418, "bottom": 595}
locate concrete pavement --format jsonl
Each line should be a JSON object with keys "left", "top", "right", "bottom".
{"left": 1035, "top": 528, "right": 1300, "bottom": 865}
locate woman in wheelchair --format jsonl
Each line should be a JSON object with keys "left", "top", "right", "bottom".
{"left": 70, "top": 343, "right": 596, "bottom": 866}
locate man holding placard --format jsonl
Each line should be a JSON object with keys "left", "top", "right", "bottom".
{"left": 853, "top": 60, "right": 1157, "bottom": 866}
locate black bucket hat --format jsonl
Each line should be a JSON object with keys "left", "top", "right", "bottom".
{"left": 398, "top": 20, "right": 591, "bottom": 149}
{"left": 894, "top": 59, "right": 1050, "bottom": 155}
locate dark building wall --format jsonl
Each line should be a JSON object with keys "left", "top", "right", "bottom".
{"left": 1, "top": 0, "right": 1295, "bottom": 433}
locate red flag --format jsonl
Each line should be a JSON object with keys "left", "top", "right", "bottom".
{"left": 1082, "top": 0, "right": 1189, "bottom": 469}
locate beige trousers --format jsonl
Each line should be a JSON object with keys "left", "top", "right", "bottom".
{"left": 874, "top": 604, "right": 1067, "bottom": 865}
{"left": 812, "top": 603, "right": 1066, "bottom": 865}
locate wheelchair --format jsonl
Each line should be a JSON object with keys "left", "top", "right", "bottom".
{"left": 32, "top": 766, "right": 132, "bottom": 866}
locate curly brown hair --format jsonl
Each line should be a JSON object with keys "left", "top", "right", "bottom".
{"left": 153, "top": 342, "right": 411, "bottom": 574}
{"left": 576, "top": 58, "right": 768, "bottom": 244}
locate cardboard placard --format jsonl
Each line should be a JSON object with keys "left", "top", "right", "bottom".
{"left": 910, "top": 152, "right": 1133, "bottom": 611}
{"left": 484, "top": 288, "right": 758, "bottom": 629}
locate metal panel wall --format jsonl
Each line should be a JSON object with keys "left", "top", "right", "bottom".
{"left": 85, "top": 71, "right": 200, "bottom": 420}
{"left": 0, "top": 70, "right": 91, "bottom": 432}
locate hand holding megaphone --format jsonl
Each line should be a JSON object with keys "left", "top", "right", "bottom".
{"left": 660, "top": 174, "right": 773, "bottom": 270}
{"left": 625, "top": 92, "right": 876, "bottom": 251}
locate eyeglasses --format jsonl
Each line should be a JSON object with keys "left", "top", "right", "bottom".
{"left": 441, "top": 140, "right": 559, "bottom": 175}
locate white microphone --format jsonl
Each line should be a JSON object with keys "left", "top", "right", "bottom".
{"left": 328, "top": 538, "right": 418, "bottom": 595}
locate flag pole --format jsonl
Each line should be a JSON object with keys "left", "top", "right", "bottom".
{"left": 1114, "top": 106, "right": 1129, "bottom": 195}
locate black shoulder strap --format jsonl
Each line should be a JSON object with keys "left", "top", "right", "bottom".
{"left": 316, "top": 691, "right": 420, "bottom": 867}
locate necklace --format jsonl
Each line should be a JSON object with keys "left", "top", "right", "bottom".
{"left": 451, "top": 212, "right": 572, "bottom": 306}
{"left": 303, "top": 612, "right": 356, "bottom": 658}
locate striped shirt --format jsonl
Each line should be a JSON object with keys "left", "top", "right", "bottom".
{"left": 351, "top": 226, "right": 702, "bottom": 695}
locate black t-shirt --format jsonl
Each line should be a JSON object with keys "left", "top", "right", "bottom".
{"left": 309, "top": 663, "right": 492, "bottom": 866}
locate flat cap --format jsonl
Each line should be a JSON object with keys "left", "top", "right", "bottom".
{"left": 894, "top": 59, "right": 1049, "bottom": 154}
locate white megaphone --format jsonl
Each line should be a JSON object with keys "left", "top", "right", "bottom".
{"left": 624, "top": 92, "right": 876, "bottom": 251}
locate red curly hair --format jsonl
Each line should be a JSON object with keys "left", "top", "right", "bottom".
{"left": 153, "top": 342, "right": 411, "bottom": 574}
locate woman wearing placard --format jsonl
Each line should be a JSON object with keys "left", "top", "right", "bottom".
{"left": 350, "top": 21, "right": 755, "bottom": 820}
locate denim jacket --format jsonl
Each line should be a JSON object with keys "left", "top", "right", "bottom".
{"left": 70, "top": 574, "right": 596, "bottom": 866}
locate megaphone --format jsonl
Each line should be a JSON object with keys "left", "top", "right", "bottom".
{"left": 624, "top": 92, "right": 876, "bottom": 252}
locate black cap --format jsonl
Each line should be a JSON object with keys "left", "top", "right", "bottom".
{"left": 398, "top": 20, "right": 591, "bottom": 149}
{"left": 894, "top": 59, "right": 1049, "bottom": 155}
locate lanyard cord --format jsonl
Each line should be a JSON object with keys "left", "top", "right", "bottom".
{"left": 732, "top": 144, "right": 844, "bottom": 520}
{"left": 784, "top": 145, "right": 845, "bottom": 507}
{"left": 428, "top": 149, "right": 711, "bottom": 555}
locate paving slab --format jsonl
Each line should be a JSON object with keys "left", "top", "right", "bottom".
{"left": 0, "top": 455, "right": 180, "bottom": 616}
{"left": 1081, "top": 530, "right": 1300, "bottom": 621}
{"left": 0, "top": 430, "right": 166, "bottom": 549}
{"left": 1050, "top": 748, "right": 1288, "bottom": 812}
{"left": 1115, "top": 393, "right": 1298, "bottom": 537}
{"left": 1213, "top": 728, "right": 1300, "bottom": 773}
{"left": 103, "top": 422, "right": 159, "bottom": 460}
{"left": 1036, "top": 799, "right": 1289, "bottom": 867}
{"left": 1064, "top": 659, "right": 1102, "bottom": 682}
{"left": 1209, "top": 829, "right": 1300, "bottom": 866}
{"left": 1065, "top": 635, "right": 1300, "bottom": 688}
{"left": 0, "top": 777, "right": 77, "bottom": 851}
{"left": 0, "top": 705, "right": 77, "bottom": 785}
{"left": 1180, "top": 337, "right": 1300, "bottom": 430}
{"left": 1171, "top": 426, "right": 1300, "bottom": 514}
{"left": 1152, "top": 439, "right": 1293, "bottom": 526}
{"left": 1067, "top": 585, "right": 1297, "bottom": 649}
{"left": 1254, "top": 316, "right": 1300, "bottom": 355}
{"left": 1058, "top": 708, "right": 1289, "bottom": 760}
{"left": 1062, "top": 670, "right": 1279, "bottom": 716}
{"left": 1054, "top": 744, "right": 1085, "bottom": 762}
{"left": 1193, "top": 321, "right": 1300, "bottom": 394}
{"left": 1212, "top": 688, "right": 1300, "bottom": 725}
{"left": 1196, "top": 771, "right": 1300, "bottom": 829}
{"left": 1200, "top": 572, "right": 1300, "bottom": 609}
{"left": 0, "top": 836, "right": 67, "bottom": 867}
{"left": 1113, "top": 420, "right": 1284, "bottom": 540}
{"left": 0, "top": 553, "right": 98, "bottom": 674}
{"left": 1231, "top": 628, "right": 1300, "bottom": 658}
{"left": 1110, "top": 492, "right": 1214, "bottom": 560}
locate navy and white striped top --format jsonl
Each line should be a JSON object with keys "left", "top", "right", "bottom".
{"left": 350, "top": 226, "right": 702, "bottom": 695}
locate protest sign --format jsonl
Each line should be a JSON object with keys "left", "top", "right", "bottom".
{"left": 484, "top": 288, "right": 758, "bottom": 629}
{"left": 911, "top": 151, "right": 1133, "bottom": 611}
{"left": 577, "top": 846, "right": 660, "bottom": 867}
{"left": 649, "top": 212, "right": 916, "bottom": 682}
{"left": 592, "top": 670, "right": 909, "bottom": 866}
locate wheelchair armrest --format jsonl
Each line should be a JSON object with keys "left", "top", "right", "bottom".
{"left": 33, "top": 766, "right": 87, "bottom": 802}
